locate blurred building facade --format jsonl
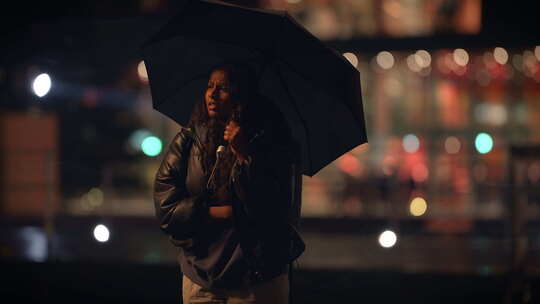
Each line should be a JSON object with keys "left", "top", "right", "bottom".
{"left": 1, "top": 0, "right": 539, "bottom": 277}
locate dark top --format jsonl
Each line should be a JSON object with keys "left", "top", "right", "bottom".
{"left": 153, "top": 100, "right": 304, "bottom": 289}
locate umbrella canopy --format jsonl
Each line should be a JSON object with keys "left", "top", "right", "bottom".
{"left": 141, "top": 0, "right": 367, "bottom": 176}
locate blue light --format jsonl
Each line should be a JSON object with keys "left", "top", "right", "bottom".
{"left": 475, "top": 133, "right": 493, "bottom": 154}
{"left": 141, "top": 136, "right": 162, "bottom": 157}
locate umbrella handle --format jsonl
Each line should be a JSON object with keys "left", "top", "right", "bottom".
{"left": 206, "top": 145, "right": 226, "bottom": 191}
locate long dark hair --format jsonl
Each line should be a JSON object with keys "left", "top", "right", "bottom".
{"left": 188, "top": 63, "right": 259, "bottom": 190}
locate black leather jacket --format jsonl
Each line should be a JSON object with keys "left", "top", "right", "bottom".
{"left": 153, "top": 112, "right": 304, "bottom": 288}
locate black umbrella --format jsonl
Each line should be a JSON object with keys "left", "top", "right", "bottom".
{"left": 141, "top": 0, "right": 367, "bottom": 176}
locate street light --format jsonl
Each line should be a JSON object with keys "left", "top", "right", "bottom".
{"left": 93, "top": 224, "right": 110, "bottom": 243}
{"left": 378, "top": 230, "right": 398, "bottom": 248}
{"left": 32, "top": 73, "right": 52, "bottom": 98}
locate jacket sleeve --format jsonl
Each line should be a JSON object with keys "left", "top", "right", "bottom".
{"left": 231, "top": 136, "right": 293, "bottom": 227}
{"left": 153, "top": 130, "right": 209, "bottom": 246}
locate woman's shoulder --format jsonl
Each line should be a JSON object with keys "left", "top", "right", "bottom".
{"left": 168, "top": 126, "right": 195, "bottom": 150}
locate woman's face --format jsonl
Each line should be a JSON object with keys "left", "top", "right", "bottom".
{"left": 205, "top": 69, "right": 235, "bottom": 120}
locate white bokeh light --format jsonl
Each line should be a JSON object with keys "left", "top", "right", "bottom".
{"left": 403, "top": 134, "right": 420, "bottom": 153}
{"left": 415, "top": 50, "right": 431, "bottom": 68}
{"left": 93, "top": 224, "right": 110, "bottom": 243}
{"left": 32, "top": 73, "right": 52, "bottom": 98}
{"left": 407, "top": 54, "right": 422, "bottom": 72}
{"left": 453, "top": 49, "right": 469, "bottom": 66}
{"left": 343, "top": 52, "right": 358, "bottom": 68}
{"left": 376, "top": 51, "right": 395, "bottom": 70}
{"left": 378, "top": 230, "right": 397, "bottom": 248}
{"left": 493, "top": 47, "right": 509, "bottom": 65}
{"left": 141, "top": 136, "right": 163, "bottom": 157}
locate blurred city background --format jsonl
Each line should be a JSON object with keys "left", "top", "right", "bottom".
{"left": 1, "top": 0, "right": 539, "bottom": 303}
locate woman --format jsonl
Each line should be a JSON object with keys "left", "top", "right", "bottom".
{"left": 153, "top": 63, "right": 304, "bottom": 304}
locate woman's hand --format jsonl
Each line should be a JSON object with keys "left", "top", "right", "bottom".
{"left": 223, "top": 120, "right": 248, "bottom": 162}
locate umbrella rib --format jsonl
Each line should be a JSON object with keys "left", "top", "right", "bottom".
{"left": 275, "top": 63, "right": 312, "bottom": 175}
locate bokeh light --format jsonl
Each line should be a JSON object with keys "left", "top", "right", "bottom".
{"left": 402, "top": 134, "right": 420, "bottom": 153}
{"left": 141, "top": 136, "right": 163, "bottom": 157}
{"left": 415, "top": 50, "right": 431, "bottom": 68}
{"left": 343, "top": 52, "right": 358, "bottom": 68}
{"left": 376, "top": 51, "right": 395, "bottom": 70}
{"left": 453, "top": 49, "right": 469, "bottom": 66}
{"left": 87, "top": 188, "right": 104, "bottom": 208}
{"left": 444, "top": 136, "right": 461, "bottom": 154}
{"left": 18, "top": 227, "right": 47, "bottom": 262}
{"left": 406, "top": 54, "right": 422, "bottom": 72}
{"left": 493, "top": 47, "right": 509, "bottom": 65}
{"left": 32, "top": 73, "right": 52, "bottom": 98}
{"left": 378, "top": 230, "right": 397, "bottom": 248}
{"left": 475, "top": 133, "right": 494, "bottom": 154}
{"left": 409, "top": 197, "right": 427, "bottom": 216}
{"left": 535, "top": 46, "right": 540, "bottom": 62}
{"left": 337, "top": 153, "right": 361, "bottom": 177}
{"left": 93, "top": 224, "right": 110, "bottom": 243}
